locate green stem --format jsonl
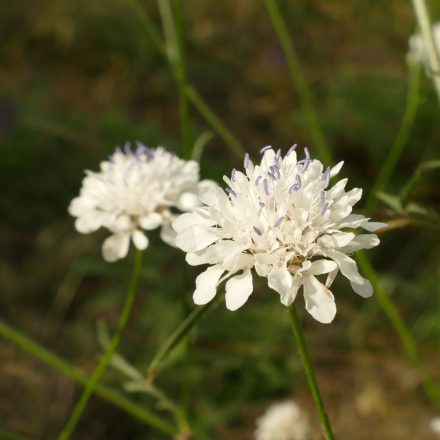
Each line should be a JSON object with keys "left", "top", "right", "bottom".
{"left": 158, "top": 0, "right": 192, "bottom": 158}
{"left": 125, "top": 0, "right": 245, "bottom": 159}
{"left": 355, "top": 251, "right": 440, "bottom": 412}
{"left": 288, "top": 306, "right": 335, "bottom": 440}
{"left": 263, "top": 0, "right": 333, "bottom": 164}
{"left": 147, "top": 299, "right": 218, "bottom": 381}
{"left": 365, "top": 65, "right": 421, "bottom": 212}
{"left": 0, "top": 319, "right": 177, "bottom": 436}
{"left": 59, "top": 251, "right": 144, "bottom": 440}
{"left": 410, "top": 0, "right": 440, "bottom": 102}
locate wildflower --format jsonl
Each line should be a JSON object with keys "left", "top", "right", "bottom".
{"left": 407, "top": 22, "right": 440, "bottom": 66}
{"left": 431, "top": 417, "right": 440, "bottom": 436}
{"left": 255, "top": 400, "right": 310, "bottom": 440}
{"left": 69, "top": 143, "right": 212, "bottom": 262}
{"left": 173, "top": 146, "right": 386, "bottom": 323}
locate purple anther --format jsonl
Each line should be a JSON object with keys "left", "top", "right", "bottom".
{"left": 244, "top": 153, "right": 250, "bottom": 169}
{"left": 321, "top": 202, "right": 329, "bottom": 215}
{"left": 260, "top": 145, "right": 272, "bottom": 154}
{"left": 115, "top": 146, "right": 123, "bottom": 155}
{"left": 289, "top": 175, "right": 302, "bottom": 193}
{"left": 124, "top": 142, "right": 132, "bottom": 155}
{"left": 255, "top": 176, "right": 263, "bottom": 185}
{"left": 295, "top": 174, "right": 301, "bottom": 189}
{"left": 225, "top": 187, "right": 237, "bottom": 198}
{"left": 276, "top": 148, "right": 282, "bottom": 159}
{"left": 304, "top": 147, "right": 310, "bottom": 159}
{"left": 253, "top": 226, "right": 263, "bottom": 236}
{"left": 273, "top": 165, "right": 281, "bottom": 179}
{"left": 274, "top": 216, "right": 284, "bottom": 227}
{"left": 231, "top": 168, "right": 237, "bottom": 181}
{"left": 320, "top": 191, "right": 325, "bottom": 206}
{"left": 259, "top": 201, "right": 265, "bottom": 207}
{"left": 322, "top": 167, "right": 330, "bottom": 188}
{"left": 287, "top": 144, "right": 297, "bottom": 155}
{"left": 263, "top": 179, "right": 269, "bottom": 195}
{"left": 268, "top": 172, "right": 276, "bottom": 181}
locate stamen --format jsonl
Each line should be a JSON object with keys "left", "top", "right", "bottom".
{"left": 255, "top": 176, "right": 263, "bottom": 185}
{"left": 287, "top": 144, "right": 297, "bottom": 155}
{"left": 304, "top": 147, "right": 310, "bottom": 159}
{"left": 321, "top": 202, "right": 329, "bottom": 215}
{"left": 253, "top": 226, "right": 263, "bottom": 236}
{"left": 322, "top": 167, "right": 330, "bottom": 188}
{"left": 244, "top": 153, "right": 250, "bottom": 169}
{"left": 268, "top": 172, "right": 276, "bottom": 181}
{"left": 231, "top": 168, "right": 236, "bottom": 182}
{"left": 320, "top": 191, "right": 325, "bottom": 206}
{"left": 274, "top": 216, "right": 284, "bottom": 227}
{"left": 260, "top": 145, "right": 272, "bottom": 154}
{"left": 276, "top": 149, "right": 282, "bottom": 159}
{"left": 263, "top": 179, "right": 269, "bottom": 195}
{"left": 124, "top": 142, "right": 132, "bottom": 155}
{"left": 273, "top": 165, "right": 281, "bottom": 179}
{"left": 289, "top": 175, "right": 302, "bottom": 193}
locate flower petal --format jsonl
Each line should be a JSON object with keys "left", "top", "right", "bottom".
{"left": 160, "top": 223, "right": 177, "bottom": 246}
{"left": 268, "top": 267, "right": 292, "bottom": 295}
{"left": 139, "top": 213, "right": 162, "bottom": 230}
{"left": 303, "top": 276, "right": 336, "bottom": 324}
{"left": 225, "top": 269, "right": 253, "bottom": 311}
{"left": 340, "top": 234, "right": 380, "bottom": 253}
{"left": 177, "top": 192, "right": 200, "bottom": 211}
{"left": 193, "top": 265, "right": 224, "bottom": 305}
{"left": 325, "top": 250, "right": 363, "bottom": 284}
{"left": 102, "top": 234, "right": 130, "bottom": 262}
{"left": 308, "top": 259, "right": 338, "bottom": 275}
{"left": 280, "top": 278, "right": 301, "bottom": 306}
{"left": 132, "top": 230, "right": 149, "bottom": 250}
{"left": 330, "top": 161, "right": 344, "bottom": 177}
{"left": 350, "top": 277, "right": 373, "bottom": 298}
{"left": 172, "top": 212, "right": 216, "bottom": 233}
{"left": 175, "top": 225, "right": 218, "bottom": 252}
{"left": 318, "top": 232, "right": 355, "bottom": 248}
{"left": 362, "top": 221, "right": 387, "bottom": 232}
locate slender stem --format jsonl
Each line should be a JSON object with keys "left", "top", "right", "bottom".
{"left": 410, "top": 0, "right": 440, "bottom": 102}
{"left": 125, "top": 0, "right": 246, "bottom": 158}
{"left": 147, "top": 300, "right": 217, "bottom": 381}
{"left": 288, "top": 306, "right": 335, "bottom": 440}
{"left": 365, "top": 65, "right": 421, "bottom": 211}
{"left": 59, "top": 251, "right": 144, "bottom": 440}
{"left": 355, "top": 251, "right": 440, "bottom": 412}
{"left": 263, "top": 0, "right": 333, "bottom": 164}
{"left": 0, "top": 319, "right": 177, "bottom": 436}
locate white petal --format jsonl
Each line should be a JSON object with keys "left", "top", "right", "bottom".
{"left": 280, "top": 278, "right": 301, "bottom": 306}
{"left": 303, "top": 276, "right": 337, "bottom": 324}
{"left": 330, "top": 161, "right": 344, "bottom": 177}
{"left": 132, "top": 230, "right": 149, "bottom": 250}
{"left": 160, "top": 223, "right": 176, "bottom": 247}
{"left": 341, "top": 234, "right": 380, "bottom": 253}
{"left": 139, "top": 213, "right": 162, "bottom": 230}
{"left": 225, "top": 270, "right": 253, "bottom": 311}
{"left": 362, "top": 221, "right": 387, "bottom": 232}
{"left": 186, "top": 251, "right": 208, "bottom": 266}
{"left": 325, "top": 250, "right": 363, "bottom": 284}
{"left": 172, "top": 212, "right": 216, "bottom": 233}
{"left": 193, "top": 265, "right": 224, "bottom": 305}
{"left": 102, "top": 234, "right": 130, "bottom": 262}
{"left": 177, "top": 192, "right": 200, "bottom": 211}
{"left": 308, "top": 259, "right": 338, "bottom": 275}
{"left": 175, "top": 225, "right": 218, "bottom": 252}
{"left": 430, "top": 417, "right": 440, "bottom": 435}
{"left": 350, "top": 277, "right": 373, "bottom": 298}
{"left": 268, "top": 267, "right": 292, "bottom": 295}
{"left": 326, "top": 178, "right": 347, "bottom": 200}
{"left": 319, "top": 232, "right": 355, "bottom": 248}
{"left": 325, "top": 268, "right": 339, "bottom": 288}
{"left": 74, "top": 215, "right": 102, "bottom": 233}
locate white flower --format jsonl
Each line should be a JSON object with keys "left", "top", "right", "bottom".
{"left": 69, "top": 143, "right": 212, "bottom": 262}
{"left": 431, "top": 417, "right": 440, "bottom": 436}
{"left": 173, "top": 146, "right": 386, "bottom": 323}
{"left": 255, "top": 400, "right": 310, "bottom": 440}
{"left": 408, "top": 22, "right": 440, "bottom": 66}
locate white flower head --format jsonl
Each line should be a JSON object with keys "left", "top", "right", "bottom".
{"left": 255, "top": 400, "right": 310, "bottom": 440}
{"left": 173, "top": 146, "right": 386, "bottom": 323}
{"left": 69, "top": 143, "right": 212, "bottom": 262}
{"left": 407, "top": 22, "right": 440, "bottom": 66}
{"left": 431, "top": 417, "right": 440, "bottom": 436}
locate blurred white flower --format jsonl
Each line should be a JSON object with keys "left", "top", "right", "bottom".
{"left": 407, "top": 22, "right": 440, "bottom": 66}
{"left": 173, "top": 146, "right": 386, "bottom": 323}
{"left": 69, "top": 143, "right": 211, "bottom": 262}
{"left": 255, "top": 400, "right": 310, "bottom": 440}
{"left": 431, "top": 417, "right": 440, "bottom": 436}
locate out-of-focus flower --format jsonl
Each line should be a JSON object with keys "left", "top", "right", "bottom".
{"left": 69, "top": 143, "right": 212, "bottom": 262}
{"left": 407, "top": 22, "right": 440, "bottom": 66}
{"left": 255, "top": 400, "right": 310, "bottom": 440}
{"left": 173, "top": 146, "right": 386, "bottom": 323}
{"left": 431, "top": 417, "right": 440, "bottom": 436}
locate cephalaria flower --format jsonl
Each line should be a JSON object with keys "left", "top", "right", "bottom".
{"left": 69, "top": 143, "right": 212, "bottom": 262}
{"left": 173, "top": 146, "right": 386, "bottom": 323}
{"left": 255, "top": 400, "right": 310, "bottom": 440}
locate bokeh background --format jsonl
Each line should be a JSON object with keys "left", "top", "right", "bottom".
{"left": 1, "top": 1, "right": 440, "bottom": 439}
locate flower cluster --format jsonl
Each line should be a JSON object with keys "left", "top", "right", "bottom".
{"left": 255, "top": 400, "right": 310, "bottom": 440}
{"left": 173, "top": 146, "right": 386, "bottom": 323}
{"left": 408, "top": 21, "right": 440, "bottom": 66}
{"left": 69, "top": 143, "right": 212, "bottom": 262}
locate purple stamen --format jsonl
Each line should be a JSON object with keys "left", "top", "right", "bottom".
{"left": 276, "top": 149, "right": 282, "bottom": 159}
{"left": 322, "top": 167, "right": 330, "bottom": 188}
{"left": 304, "top": 147, "right": 310, "bottom": 159}
{"left": 289, "top": 175, "right": 302, "bottom": 193}
{"left": 124, "top": 142, "right": 132, "bottom": 155}
{"left": 321, "top": 202, "right": 329, "bottom": 215}
{"left": 260, "top": 145, "right": 272, "bottom": 154}
{"left": 255, "top": 176, "right": 263, "bottom": 185}
{"left": 231, "top": 168, "right": 236, "bottom": 181}
{"left": 287, "top": 144, "right": 297, "bottom": 155}
{"left": 244, "top": 153, "right": 250, "bottom": 169}
{"left": 273, "top": 165, "right": 281, "bottom": 179}
{"left": 263, "top": 179, "right": 269, "bottom": 195}
{"left": 320, "top": 191, "right": 325, "bottom": 206}
{"left": 274, "top": 216, "right": 284, "bottom": 227}
{"left": 268, "top": 172, "right": 276, "bottom": 181}
{"left": 225, "top": 187, "right": 237, "bottom": 198}
{"left": 253, "top": 226, "right": 263, "bottom": 236}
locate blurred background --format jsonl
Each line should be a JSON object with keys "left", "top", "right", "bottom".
{"left": 1, "top": 0, "right": 440, "bottom": 439}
